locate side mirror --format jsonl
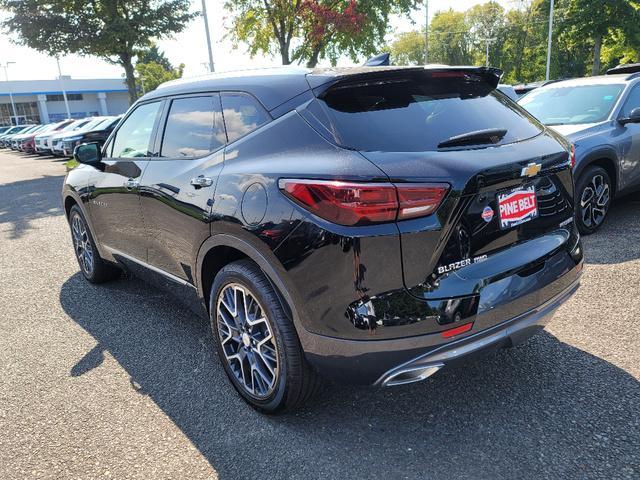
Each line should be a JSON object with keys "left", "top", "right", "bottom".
{"left": 619, "top": 107, "right": 640, "bottom": 125}
{"left": 74, "top": 142, "right": 101, "bottom": 165}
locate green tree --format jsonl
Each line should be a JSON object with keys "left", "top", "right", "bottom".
{"left": 564, "top": 0, "right": 640, "bottom": 75}
{"left": 429, "top": 9, "right": 472, "bottom": 65}
{"left": 390, "top": 30, "right": 424, "bottom": 65}
{"left": 136, "top": 60, "right": 184, "bottom": 94}
{"left": 466, "top": 1, "right": 506, "bottom": 67}
{"left": 225, "top": 0, "right": 419, "bottom": 67}
{"left": 137, "top": 44, "right": 174, "bottom": 71}
{"left": 0, "top": 0, "right": 196, "bottom": 104}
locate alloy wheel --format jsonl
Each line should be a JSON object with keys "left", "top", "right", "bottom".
{"left": 216, "top": 283, "right": 279, "bottom": 398}
{"left": 580, "top": 174, "right": 610, "bottom": 229}
{"left": 71, "top": 213, "right": 94, "bottom": 276}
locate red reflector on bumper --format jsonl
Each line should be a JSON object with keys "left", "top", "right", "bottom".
{"left": 441, "top": 322, "right": 473, "bottom": 338}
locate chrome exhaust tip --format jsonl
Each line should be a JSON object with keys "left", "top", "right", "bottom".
{"left": 380, "top": 363, "right": 444, "bottom": 387}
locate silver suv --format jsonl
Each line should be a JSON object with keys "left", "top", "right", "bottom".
{"left": 519, "top": 68, "right": 640, "bottom": 234}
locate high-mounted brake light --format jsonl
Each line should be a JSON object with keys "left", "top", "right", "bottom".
{"left": 279, "top": 179, "right": 449, "bottom": 226}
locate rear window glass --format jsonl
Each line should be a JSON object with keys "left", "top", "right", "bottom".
{"left": 317, "top": 74, "right": 543, "bottom": 152}
{"left": 221, "top": 93, "right": 270, "bottom": 143}
{"left": 160, "top": 95, "right": 225, "bottom": 158}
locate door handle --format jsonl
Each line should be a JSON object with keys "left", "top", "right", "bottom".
{"left": 124, "top": 178, "right": 139, "bottom": 190}
{"left": 190, "top": 175, "right": 214, "bottom": 189}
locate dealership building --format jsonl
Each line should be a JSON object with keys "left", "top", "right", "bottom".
{"left": 0, "top": 77, "right": 130, "bottom": 126}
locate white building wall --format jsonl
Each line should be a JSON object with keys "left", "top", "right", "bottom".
{"left": 0, "top": 78, "right": 130, "bottom": 125}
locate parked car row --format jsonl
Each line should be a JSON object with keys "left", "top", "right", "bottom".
{"left": 0, "top": 115, "right": 122, "bottom": 156}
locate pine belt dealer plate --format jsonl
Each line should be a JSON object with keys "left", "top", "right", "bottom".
{"left": 497, "top": 185, "right": 538, "bottom": 229}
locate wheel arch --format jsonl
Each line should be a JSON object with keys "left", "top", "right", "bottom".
{"left": 575, "top": 149, "right": 618, "bottom": 197}
{"left": 196, "top": 233, "right": 301, "bottom": 333}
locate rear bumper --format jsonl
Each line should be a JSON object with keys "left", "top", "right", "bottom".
{"left": 302, "top": 267, "right": 581, "bottom": 385}
{"left": 376, "top": 277, "right": 578, "bottom": 386}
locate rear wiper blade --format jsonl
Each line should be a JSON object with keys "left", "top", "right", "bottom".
{"left": 437, "top": 128, "right": 508, "bottom": 149}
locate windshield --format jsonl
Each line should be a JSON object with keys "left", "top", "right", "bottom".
{"left": 88, "top": 117, "right": 116, "bottom": 131}
{"left": 61, "top": 119, "right": 91, "bottom": 132}
{"left": 77, "top": 118, "right": 106, "bottom": 132}
{"left": 518, "top": 84, "right": 624, "bottom": 125}
{"left": 317, "top": 75, "right": 543, "bottom": 152}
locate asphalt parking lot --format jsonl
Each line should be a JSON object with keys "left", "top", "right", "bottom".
{"left": 0, "top": 150, "right": 638, "bottom": 480}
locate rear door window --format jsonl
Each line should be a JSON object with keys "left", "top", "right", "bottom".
{"left": 221, "top": 93, "right": 270, "bottom": 143}
{"left": 317, "top": 73, "right": 543, "bottom": 152}
{"left": 160, "top": 95, "right": 225, "bottom": 158}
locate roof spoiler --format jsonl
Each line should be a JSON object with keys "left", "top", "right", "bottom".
{"left": 310, "top": 66, "right": 503, "bottom": 94}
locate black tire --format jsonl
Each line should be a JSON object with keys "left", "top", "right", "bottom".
{"left": 68, "top": 205, "right": 121, "bottom": 283}
{"left": 209, "top": 259, "right": 321, "bottom": 413}
{"left": 575, "top": 166, "right": 612, "bottom": 235}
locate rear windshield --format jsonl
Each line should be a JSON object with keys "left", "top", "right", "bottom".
{"left": 317, "top": 74, "right": 543, "bottom": 152}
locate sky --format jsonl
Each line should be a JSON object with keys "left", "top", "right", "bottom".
{"left": 0, "top": 0, "right": 516, "bottom": 82}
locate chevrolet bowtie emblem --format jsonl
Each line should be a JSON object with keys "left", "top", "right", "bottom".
{"left": 521, "top": 162, "right": 542, "bottom": 178}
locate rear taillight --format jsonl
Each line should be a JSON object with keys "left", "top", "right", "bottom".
{"left": 279, "top": 179, "right": 448, "bottom": 226}
{"left": 396, "top": 184, "right": 448, "bottom": 220}
{"left": 570, "top": 144, "right": 576, "bottom": 169}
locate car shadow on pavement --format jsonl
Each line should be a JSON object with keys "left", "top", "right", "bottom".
{"left": 582, "top": 191, "right": 640, "bottom": 265}
{"left": 0, "top": 174, "right": 65, "bottom": 239}
{"left": 60, "top": 272, "right": 640, "bottom": 480}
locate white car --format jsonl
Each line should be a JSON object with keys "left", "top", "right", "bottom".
{"left": 49, "top": 118, "right": 96, "bottom": 156}
{"left": 34, "top": 119, "right": 75, "bottom": 154}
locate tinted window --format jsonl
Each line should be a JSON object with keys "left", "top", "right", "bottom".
{"left": 221, "top": 93, "right": 269, "bottom": 143}
{"left": 318, "top": 75, "right": 543, "bottom": 152}
{"left": 519, "top": 84, "right": 624, "bottom": 125}
{"left": 110, "top": 102, "right": 161, "bottom": 158}
{"left": 621, "top": 84, "right": 640, "bottom": 117}
{"left": 160, "top": 96, "right": 225, "bottom": 158}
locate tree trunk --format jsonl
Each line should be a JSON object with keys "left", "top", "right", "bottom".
{"left": 279, "top": 39, "right": 291, "bottom": 65}
{"left": 306, "top": 45, "right": 322, "bottom": 68}
{"left": 119, "top": 52, "right": 138, "bottom": 105}
{"left": 592, "top": 35, "right": 602, "bottom": 76}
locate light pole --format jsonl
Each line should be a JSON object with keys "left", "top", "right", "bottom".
{"left": 483, "top": 38, "right": 496, "bottom": 66}
{"left": 55, "top": 57, "right": 72, "bottom": 119}
{"left": 201, "top": 0, "right": 215, "bottom": 72}
{"left": 1, "top": 62, "right": 18, "bottom": 125}
{"left": 424, "top": 0, "right": 429, "bottom": 64}
{"left": 545, "top": 0, "right": 555, "bottom": 81}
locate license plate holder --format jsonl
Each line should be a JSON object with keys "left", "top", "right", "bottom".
{"left": 497, "top": 185, "right": 538, "bottom": 229}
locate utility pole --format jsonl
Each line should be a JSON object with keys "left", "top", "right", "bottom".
{"left": 0, "top": 62, "right": 18, "bottom": 125}
{"left": 55, "top": 57, "right": 71, "bottom": 119}
{"left": 424, "top": 0, "right": 429, "bottom": 64}
{"left": 201, "top": 0, "right": 215, "bottom": 72}
{"left": 545, "top": 0, "right": 555, "bottom": 81}
{"left": 483, "top": 38, "right": 496, "bottom": 66}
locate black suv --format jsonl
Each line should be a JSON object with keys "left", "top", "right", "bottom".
{"left": 64, "top": 66, "right": 583, "bottom": 412}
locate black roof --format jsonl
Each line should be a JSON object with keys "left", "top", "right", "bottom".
{"left": 140, "top": 65, "right": 503, "bottom": 114}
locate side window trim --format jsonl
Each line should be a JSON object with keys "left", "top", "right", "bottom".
{"left": 105, "top": 99, "right": 165, "bottom": 160}
{"left": 220, "top": 91, "right": 272, "bottom": 146}
{"left": 154, "top": 92, "right": 225, "bottom": 161}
